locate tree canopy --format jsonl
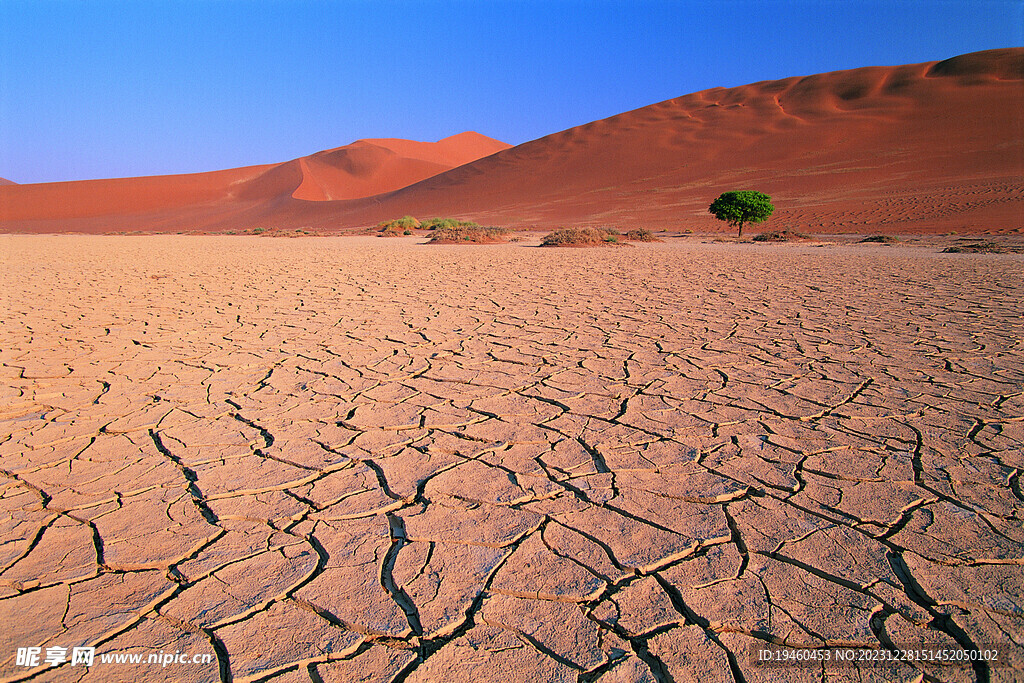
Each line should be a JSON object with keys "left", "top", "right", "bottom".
{"left": 708, "top": 191, "right": 774, "bottom": 237}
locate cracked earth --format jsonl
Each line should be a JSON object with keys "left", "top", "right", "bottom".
{"left": 1, "top": 235, "right": 1022, "bottom": 683}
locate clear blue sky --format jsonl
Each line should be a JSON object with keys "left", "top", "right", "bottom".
{"left": 1, "top": 0, "right": 1020, "bottom": 184}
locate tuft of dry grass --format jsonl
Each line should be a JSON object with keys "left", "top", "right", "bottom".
{"left": 625, "top": 228, "right": 662, "bottom": 242}
{"left": 541, "top": 227, "right": 624, "bottom": 247}
{"left": 942, "top": 242, "right": 1023, "bottom": 254}
{"left": 859, "top": 234, "right": 901, "bottom": 244}
{"left": 752, "top": 230, "right": 812, "bottom": 242}
{"left": 427, "top": 226, "right": 509, "bottom": 244}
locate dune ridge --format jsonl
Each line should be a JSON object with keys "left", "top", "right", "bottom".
{"left": 1, "top": 48, "right": 1021, "bottom": 234}
{"left": 326, "top": 47, "right": 1021, "bottom": 234}
{"left": 0, "top": 132, "right": 509, "bottom": 231}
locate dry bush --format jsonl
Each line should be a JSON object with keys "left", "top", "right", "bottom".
{"left": 541, "top": 227, "right": 623, "bottom": 246}
{"left": 625, "top": 228, "right": 662, "bottom": 242}
{"left": 752, "top": 230, "right": 812, "bottom": 242}
{"left": 942, "top": 242, "right": 1023, "bottom": 254}
{"left": 427, "top": 226, "right": 508, "bottom": 244}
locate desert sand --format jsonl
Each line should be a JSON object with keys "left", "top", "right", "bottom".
{"left": 1, "top": 49, "right": 1021, "bottom": 236}
{"left": 338, "top": 49, "right": 1023, "bottom": 235}
{"left": 1, "top": 235, "right": 1021, "bottom": 682}
{"left": 0, "top": 133, "right": 510, "bottom": 234}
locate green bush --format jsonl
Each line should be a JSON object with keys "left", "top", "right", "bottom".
{"left": 859, "top": 235, "right": 900, "bottom": 244}
{"left": 421, "top": 217, "right": 481, "bottom": 231}
{"left": 421, "top": 217, "right": 454, "bottom": 230}
{"left": 377, "top": 215, "right": 421, "bottom": 233}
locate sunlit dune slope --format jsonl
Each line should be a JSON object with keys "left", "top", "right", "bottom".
{"left": 0, "top": 132, "right": 509, "bottom": 231}
{"left": 318, "top": 47, "right": 1020, "bottom": 234}
{"left": 0, "top": 178, "right": 16, "bottom": 186}
{"left": 237, "top": 132, "right": 510, "bottom": 202}
{"left": 0, "top": 165, "right": 276, "bottom": 223}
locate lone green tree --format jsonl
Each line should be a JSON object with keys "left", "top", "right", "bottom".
{"left": 708, "top": 191, "right": 774, "bottom": 237}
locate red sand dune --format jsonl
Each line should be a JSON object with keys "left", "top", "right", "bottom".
{"left": 1, "top": 48, "right": 1021, "bottom": 234}
{"left": 322, "top": 48, "right": 1022, "bottom": 235}
{"left": 0, "top": 178, "right": 16, "bottom": 186}
{"left": 0, "top": 132, "right": 509, "bottom": 232}
{"left": 237, "top": 133, "right": 511, "bottom": 203}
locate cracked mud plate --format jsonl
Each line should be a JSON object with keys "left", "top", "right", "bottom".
{"left": 1, "top": 236, "right": 1022, "bottom": 682}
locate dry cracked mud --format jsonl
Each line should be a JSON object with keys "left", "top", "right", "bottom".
{"left": 0, "top": 235, "right": 1021, "bottom": 683}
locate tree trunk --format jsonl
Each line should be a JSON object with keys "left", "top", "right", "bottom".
{"left": 737, "top": 221, "right": 744, "bottom": 238}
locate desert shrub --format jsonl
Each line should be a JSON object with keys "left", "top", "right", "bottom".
{"left": 427, "top": 225, "right": 508, "bottom": 244}
{"left": 422, "top": 217, "right": 454, "bottom": 230}
{"left": 251, "top": 227, "right": 266, "bottom": 235}
{"left": 377, "top": 215, "right": 421, "bottom": 233}
{"left": 942, "top": 242, "right": 1023, "bottom": 254}
{"left": 421, "top": 217, "right": 481, "bottom": 231}
{"left": 752, "top": 230, "right": 812, "bottom": 242}
{"left": 625, "top": 228, "right": 662, "bottom": 242}
{"left": 859, "top": 235, "right": 900, "bottom": 244}
{"left": 393, "top": 215, "right": 420, "bottom": 229}
{"left": 541, "top": 227, "right": 625, "bottom": 247}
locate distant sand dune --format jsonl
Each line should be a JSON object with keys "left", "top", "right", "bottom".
{"left": 0, "top": 48, "right": 1020, "bottom": 234}
{"left": 0, "top": 132, "right": 509, "bottom": 232}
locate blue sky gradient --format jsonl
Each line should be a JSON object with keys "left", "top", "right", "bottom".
{"left": 1, "top": 0, "right": 1020, "bottom": 183}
